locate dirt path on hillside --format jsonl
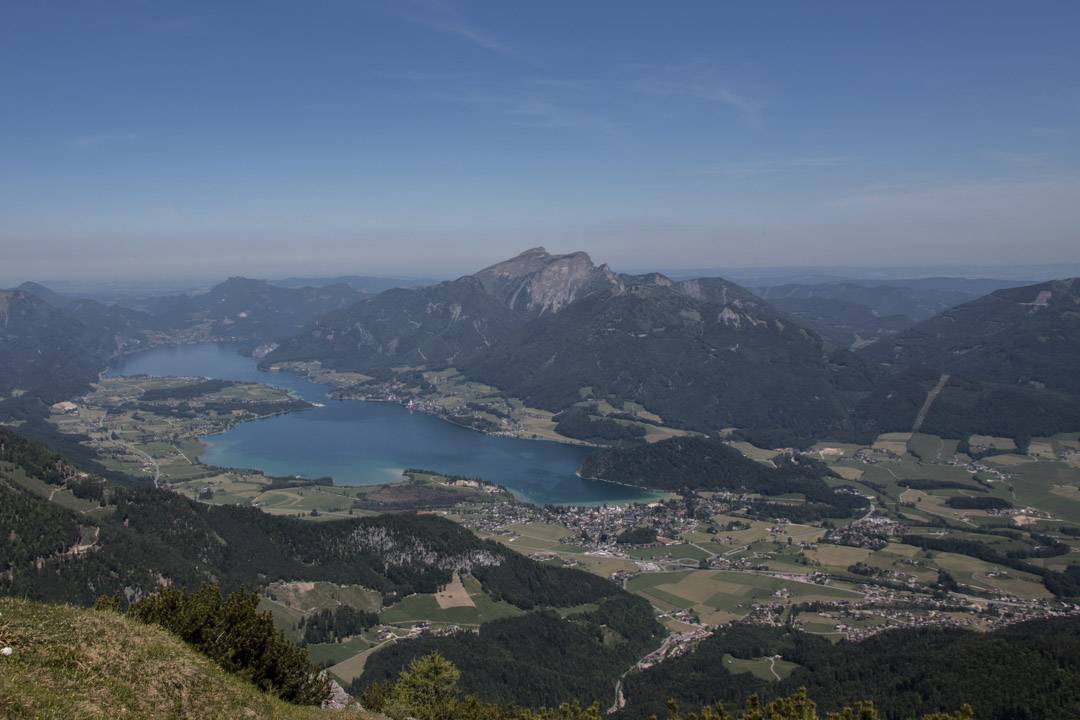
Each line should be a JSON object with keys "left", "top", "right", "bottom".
{"left": 913, "top": 373, "right": 950, "bottom": 432}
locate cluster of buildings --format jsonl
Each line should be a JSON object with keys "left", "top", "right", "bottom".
{"left": 458, "top": 492, "right": 751, "bottom": 557}
{"left": 824, "top": 515, "right": 905, "bottom": 550}
{"left": 635, "top": 627, "right": 712, "bottom": 671}
{"left": 787, "top": 587, "right": 1080, "bottom": 642}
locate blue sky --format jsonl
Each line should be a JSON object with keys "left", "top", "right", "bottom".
{"left": 2, "top": 1, "right": 1079, "bottom": 280}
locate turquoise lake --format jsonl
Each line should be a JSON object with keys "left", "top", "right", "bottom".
{"left": 109, "top": 343, "right": 656, "bottom": 505}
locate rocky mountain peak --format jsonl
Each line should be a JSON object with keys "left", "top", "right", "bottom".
{"left": 473, "top": 248, "right": 613, "bottom": 315}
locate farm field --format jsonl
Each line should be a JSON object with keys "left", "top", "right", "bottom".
{"left": 327, "top": 637, "right": 402, "bottom": 684}
{"left": 379, "top": 575, "right": 521, "bottom": 627}
{"left": 722, "top": 654, "right": 801, "bottom": 682}
{"left": 49, "top": 376, "right": 310, "bottom": 484}
{"left": 306, "top": 636, "right": 377, "bottom": 668}
{"left": 681, "top": 515, "right": 824, "bottom": 548}
{"left": 626, "top": 569, "right": 863, "bottom": 625}
{"left": 627, "top": 543, "right": 710, "bottom": 562}
{"left": 264, "top": 581, "right": 383, "bottom": 615}
{"left": 795, "top": 611, "right": 900, "bottom": 637}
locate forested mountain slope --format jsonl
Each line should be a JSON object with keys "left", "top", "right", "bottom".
{"left": 463, "top": 274, "right": 855, "bottom": 443}
{"left": 579, "top": 435, "right": 868, "bottom": 520}
{"left": 0, "top": 427, "right": 620, "bottom": 609}
{"left": 616, "top": 619, "right": 1080, "bottom": 720}
{"left": 853, "top": 278, "right": 1080, "bottom": 439}
{"left": 149, "top": 276, "right": 364, "bottom": 346}
{"left": 861, "top": 278, "right": 1080, "bottom": 393}
{"left": 0, "top": 289, "right": 149, "bottom": 404}
{"left": 357, "top": 593, "right": 663, "bottom": 709}
{"left": 1, "top": 426, "right": 657, "bottom": 713}
{"left": 267, "top": 249, "right": 867, "bottom": 445}
{"left": 752, "top": 281, "right": 979, "bottom": 323}
{"left": 265, "top": 248, "right": 617, "bottom": 369}
{"left": 766, "top": 296, "right": 912, "bottom": 349}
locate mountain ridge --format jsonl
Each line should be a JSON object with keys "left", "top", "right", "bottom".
{"left": 265, "top": 248, "right": 857, "bottom": 444}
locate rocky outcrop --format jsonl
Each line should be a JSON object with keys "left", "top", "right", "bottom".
{"left": 473, "top": 247, "right": 618, "bottom": 315}
{"left": 321, "top": 679, "right": 354, "bottom": 709}
{"left": 340, "top": 524, "right": 504, "bottom": 574}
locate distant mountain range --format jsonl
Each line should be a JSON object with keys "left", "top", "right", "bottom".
{"left": 849, "top": 278, "right": 1080, "bottom": 439}
{"left": 266, "top": 248, "right": 864, "bottom": 444}
{"left": 5, "top": 255, "right": 1079, "bottom": 446}
{"left": 751, "top": 278, "right": 1034, "bottom": 351}
{"left": 147, "top": 276, "right": 364, "bottom": 346}
{"left": 0, "top": 277, "right": 364, "bottom": 423}
{"left": 264, "top": 248, "right": 623, "bottom": 371}
{"left": 861, "top": 278, "right": 1080, "bottom": 392}
{"left": 0, "top": 286, "right": 149, "bottom": 404}
{"left": 266, "top": 249, "right": 1080, "bottom": 445}
{"left": 269, "top": 275, "right": 436, "bottom": 293}
{"left": 753, "top": 281, "right": 986, "bottom": 323}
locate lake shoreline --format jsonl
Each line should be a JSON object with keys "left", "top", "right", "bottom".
{"left": 104, "top": 343, "right": 653, "bottom": 505}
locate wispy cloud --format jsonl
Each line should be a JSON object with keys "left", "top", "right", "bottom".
{"left": 391, "top": 69, "right": 624, "bottom": 141}
{"left": 504, "top": 95, "right": 627, "bottom": 139}
{"left": 981, "top": 150, "right": 1048, "bottom": 168}
{"left": 828, "top": 177, "right": 1080, "bottom": 220}
{"left": 625, "top": 60, "right": 764, "bottom": 122}
{"left": 1029, "top": 126, "right": 1067, "bottom": 138}
{"left": 66, "top": 132, "right": 143, "bottom": 150}
{"left": 393, "top": 0, "right": 533, "bottom": 64}
{"left": 700, "top": 156, "right": 851, "bottom": 178}
{"left": 424, "top": 87, "right": 627, "bottom": 141}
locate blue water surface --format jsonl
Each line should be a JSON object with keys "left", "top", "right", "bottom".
{"left": 110, "top": 344, "right": 655, "bottom": 505}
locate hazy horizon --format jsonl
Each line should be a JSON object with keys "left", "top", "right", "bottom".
{"left": 4, "top": 2, "right": 1079, "bottom": 279}
{"left": 6, "top": 252, "right": 1080, "bottom": 293}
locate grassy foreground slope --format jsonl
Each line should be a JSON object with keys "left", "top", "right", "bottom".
{"left": 0, "top": 598, "right": 378, "bottom": 720}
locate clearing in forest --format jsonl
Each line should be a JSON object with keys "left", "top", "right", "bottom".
{"left": 435, "top": 573, "right": 475, "bottom": 609}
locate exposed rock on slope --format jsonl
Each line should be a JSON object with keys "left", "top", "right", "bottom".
{"left": 267, "top": 249, "right": 862, "bottom": 444}
{"left": 472, "top": 246, "right": 619, "bottom": 315}
{"left": 265, "top": 247, "right": 617, "bottom": 369}
{"left": 462, "top": 273, "right": 853, "bottom": 442}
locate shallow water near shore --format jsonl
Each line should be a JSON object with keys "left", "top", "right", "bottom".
{"left": 110, "top": 343, "right": 656, "bottom": 505}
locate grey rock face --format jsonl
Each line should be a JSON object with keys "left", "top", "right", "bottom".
{"left": 473, "top": 247, "right": 618, "bottom": 315}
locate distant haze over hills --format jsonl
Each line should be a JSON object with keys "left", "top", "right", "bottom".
{"left": 265, "top": 248, "right": 866, "bottom": 445}
{"left": 863, "top": 278, "right": 1080, "bottom": 394}
{"left": 6, "top": 262, "right": 1078, "bottom": 295}
{"left": 269, "top": 275, "right": 437, "bottom": 293}
{"left": 6, "top": 250, "right": 1080, "bottom": 447}
{"left": 655, "top": 264, "right": 1080, "bottom": 286}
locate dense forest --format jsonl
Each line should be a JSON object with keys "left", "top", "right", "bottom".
{"left": 137, "top": 379, "right": 240, "bottom": 401}
{"left": 360, "top": 652, "right": 976, "bottom": 720}
{"left": 553, "top": 405, "right": 647, "bottom": 445}
{"left": 617, "top": 618, "right": 1080, "bottom": 719}
{"left": 944, "top": 496, "right": 1011, "bottom": 510}
{"left": 0, "top": 428, "right": 626, "bottom": 611}
{"left": 579, "top": 436, "right": 867, "bottom": 519}
{"left": 0, "top": 472, "right": 84, "bottom": 572}
{"left": 0, "top": 289, "right": 145, "bottom": 404}
{"left": 357, "top": 593, "right": 664, "bottom": 708}
{"left": 851, "top": 279, "right": 1080, "bottom": 441}
{"left": 299, "top": 606, "right": 380, "bottom": 645}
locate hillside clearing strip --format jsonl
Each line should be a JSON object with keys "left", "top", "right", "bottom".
{"left": 913, "top": 373, "right": 951, "bottom": 432}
